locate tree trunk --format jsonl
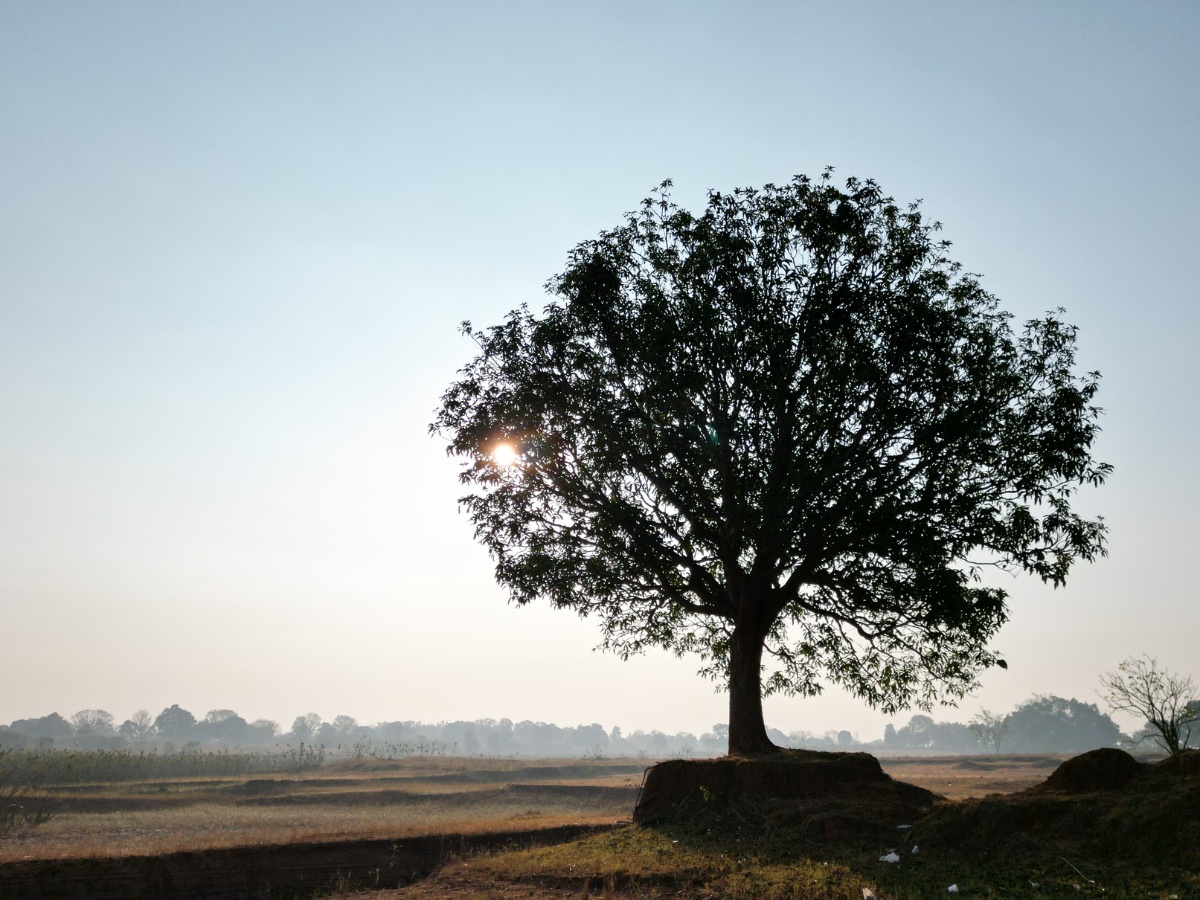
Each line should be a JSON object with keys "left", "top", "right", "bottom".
{"left": 726, "top": 611, "right": 777, "bottom": 756}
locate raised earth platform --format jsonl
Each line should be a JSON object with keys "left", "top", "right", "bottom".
{"left": 634, "top": 749, "right": 939, "bottom": 843}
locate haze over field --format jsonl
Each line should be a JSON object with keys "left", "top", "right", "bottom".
{"left": 2, "top": 2, "right": 1198, "bottom": 740}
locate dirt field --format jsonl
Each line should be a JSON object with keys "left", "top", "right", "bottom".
{"left": 4, "top": 752, "right": 1183, "bottom": 899}
{"left": 0, "top": 753, "right": 1061, "bottom": 864}
{"left": 877, "top": 752, "right": 1069, "bottom": 799}
{"left": 0, "top": 756, "right": 644, "bottom": 862}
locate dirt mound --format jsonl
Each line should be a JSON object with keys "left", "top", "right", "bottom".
{"left": 634, "top": 750, "right": 938, "bottom": 844}
{"left": 1041, "top": 747, "right": 1143, "bottom": 793}
{"left": 916, "top": 748, "right": 1200, "bottom": 870}
{"left": 1154, "top": 747, "right": 1200, "bottom": 776}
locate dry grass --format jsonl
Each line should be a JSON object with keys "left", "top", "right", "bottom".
{"left": 0, "top": 754, "right": 1088, "bottom": 871}
{"left": 877, "top": 754, "right": 1067, "bottom": 800}
{"left": 0, "top": 803, "right": 624, "bottom": 862}
{"left": 0, "top": 756, "right": 645, "bottom": 862}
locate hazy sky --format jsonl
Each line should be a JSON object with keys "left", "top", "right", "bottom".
{"left": 2, "top": 2, "right": 1197, "bottom": 740}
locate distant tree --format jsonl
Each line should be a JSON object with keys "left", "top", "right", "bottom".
{"left": 1100, "top": 655, "right": 1198, "bottom": 755}
{"left": 967, "top": 709, "right": 1009, "bottom": 754}
{"left": 198, "top": 710, "right": 250, "bottom": 744}
{"left": 1004, "top": 695, "right": 1121, "bottom": 753}
{"left": 117, "top": 710, "right": 155, "bottom": 742}
{"left": 331, "top": 715, "right": 360, "bottom": 736}
{"left": 896, "top": 715, "right": 936, "bottom": 750}
{"left": 71, "top": 710, "right": 115, "bottom": 738}
{"left": 884, "top": 714, "right": 977, "bottom": 752}
{"left": 433, "top": 173, "right": 1111, "bottom": 754}
{"left": 248, "top": 719, "right": 280, "bottom": 743}
{"left": 9, "top": 714, "right": 73, "bottom": 743}
{"left": 154, "top": 705, "right": 197, "bottom": 741}
{"left": 289, "top": 713, "right": 323, "bottom": 742}
{"left": 0, "top": 727, "right": 29, "bottom": 749}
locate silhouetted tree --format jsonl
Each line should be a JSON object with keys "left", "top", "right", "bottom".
{"left": 154, "top": 705, "right": 197, "bottom": 741}
{"left": 249, "top": 719, "right": 280, "bottom": 742}
{"left": 885, "top": 714, "right": 977, "bottom": 752}
{"left": 117, "top": 710, "right": 155, "bottom": 742}
{"left": 289, "top": 713, "right": 323, "bottom": 742}
{"left": 9, "top": 714, "right": 73, "bottom": 743}
{"left": 1101, "top": 655, "right": 1198, "bottom": 755}
{"left": 434, "top": 173, "right": 1110, "bottom": 754}
{"left": 1004, "top": 695, "right": 1121, "bottom": 753}
{"left": 968, "top": 709, "right": 1009, "bottom": 754}
{"left": 71, "top": 710, "right": 115, "bottom": 738}
{"left": 197, "top": 710, "right": 251, "bottom": 744}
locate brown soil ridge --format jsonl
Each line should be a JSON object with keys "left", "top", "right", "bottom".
{"left": 0, "top": 823, "right": 613, "bottom": 900}
{"left": 634, "top": 749, "right": 939, "bottom": 843}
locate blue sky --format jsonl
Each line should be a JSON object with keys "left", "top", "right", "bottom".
{"left": 2, "top": 1, "right": 1197, "bottom": 739}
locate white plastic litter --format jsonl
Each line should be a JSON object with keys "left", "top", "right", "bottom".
{"left": 911, "top": 845, "right": 919, "bottom": 854}
{"left": 879, "top": 851, "right": 900, "bottom": 863}
{"left": 897, "top": 824, "right": 913, "bottom": 829}
{"left": 948, "top": 885, "right": 959, "bottom": 893}
{"left": 1030, "top": 881, "right": 1040, "bottom": 888}
{"left": 862, "top": 890, "right": 878, "bottom": 899}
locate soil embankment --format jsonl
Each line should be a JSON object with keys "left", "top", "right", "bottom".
{"left": 635, "top": 749, "right": 939, "bottom": 843}
{"left": 0, "top": 824, "right": 611, "bottom": 899}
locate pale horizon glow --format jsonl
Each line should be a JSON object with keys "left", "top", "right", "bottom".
{"left": 1, "top": 1, "right": 1197, "bottom": 745}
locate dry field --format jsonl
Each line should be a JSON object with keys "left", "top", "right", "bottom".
{"left": 877, "top": 752, "right": 1067, "bottom": 799}
{"left": 0, "top": 756, "right": 644, "bottom": 862}
{"left": 0, "top": 752, "right": 1063, "bottom": 864}
{"left": 9, "top": 751, "right": 1184, "bottom": 899}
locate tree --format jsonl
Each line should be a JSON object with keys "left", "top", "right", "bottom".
{"left": 1100, "top": 655, "right": 1198, "bottom": 755}
{"left": 248, "top": 719, "right": 280, "bottom": 743}
{"left": 197, "top": 709, "right": 250, "bottom": 744}
{"left": 1003, "top": 695, "right": 1121, "bottom": 753}
{"left": 71, "top": 709, "right": 115, "bottom": 738}
{"left": 433, "top": 173, "right": 1110, "bottom": 755}
{"left": 968, "top": 709, "right": 1009, "bottom": 754}
{"left": 9, "top": 714, "right": 73, "bottom": 743}
{"left": 154, "top": 705, "right": 196, "bottom": 741}
{"left": 289, "top": 713, "right": 323, "bottom": 742}
{"left": 118, "top": 710, "right": 155, "bottom": 742}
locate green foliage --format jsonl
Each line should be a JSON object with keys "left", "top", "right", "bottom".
{"left": 434, "top": 172, "right": 1109, "bottom": 749}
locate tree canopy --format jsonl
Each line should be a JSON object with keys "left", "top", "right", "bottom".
{"left": 1004, "top": 695, "right": 1122, "bottom": 753}
{"left": 433, "top": 172, "right": 1110, "bottom": 755}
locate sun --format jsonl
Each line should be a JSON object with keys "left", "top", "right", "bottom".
{"left": 492, "top": 442, "right": 518, "bottom": 466}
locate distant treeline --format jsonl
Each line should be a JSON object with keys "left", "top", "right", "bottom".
{"left": 0, "top": 695, "right": 1128, "bottom": 757}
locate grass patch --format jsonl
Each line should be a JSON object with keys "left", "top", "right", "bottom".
{"left": 406, "top": 821, "right": 1200, "bottom": 898}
